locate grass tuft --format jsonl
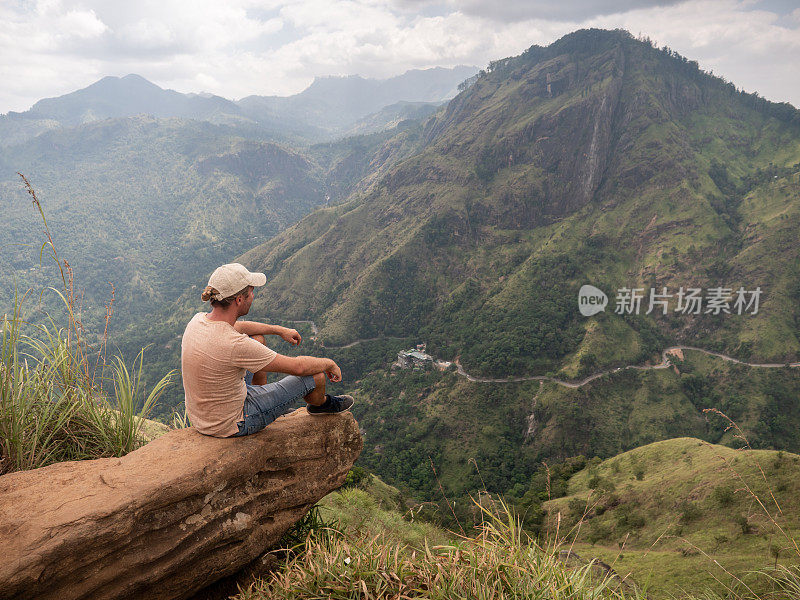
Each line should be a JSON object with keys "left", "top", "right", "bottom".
{"left": 0, "top": 175, "right": 174, "bottom": 474}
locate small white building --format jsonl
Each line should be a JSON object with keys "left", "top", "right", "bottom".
{"left": 395, "top": 348, "right": 434, "bottom": 370}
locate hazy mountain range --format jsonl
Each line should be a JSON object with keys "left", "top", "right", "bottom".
{"left": 0, "top": 66, "right": 478, "bottom": 146}
{"left": 0, "top": 65, "right": 476, "bottom": 330}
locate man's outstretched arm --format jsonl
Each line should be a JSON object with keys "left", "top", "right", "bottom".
{"left": 259, "top": 354, "right": 342, "bottom": 382}
{"left": 233, "top": 321, "right": 301, "bottom": 345}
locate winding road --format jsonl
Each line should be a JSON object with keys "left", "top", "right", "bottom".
{"left": 455, "top": 345, "right": 800, "bottom": 388}
{"left": 281, "top": 320, "right": 800, "bottom": 390}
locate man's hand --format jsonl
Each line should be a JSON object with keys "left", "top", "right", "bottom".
{"left": 325, "top": 362, "right": 342, "bottom": 382}
{"left": 280, "top": 328, "right": 302, "bottom": 345}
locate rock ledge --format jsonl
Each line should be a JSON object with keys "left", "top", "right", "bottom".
{"left": 0, "top": 408, "right": 362, "bottom": 600}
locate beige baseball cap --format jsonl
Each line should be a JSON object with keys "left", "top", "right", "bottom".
{"left": 206, "top": 263, "right": 266, "bottom": 301}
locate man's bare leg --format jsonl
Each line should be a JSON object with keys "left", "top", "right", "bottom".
{"left": 305, "top": 372, "right": 327, "bottom": 406}
{"left": 251, "top": 334, "right": 327, "bottom": 406}
{"left": 250, "top": 334, "right": 269, "bottom": 385}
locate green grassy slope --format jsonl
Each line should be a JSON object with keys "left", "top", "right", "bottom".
{"left": 542, "top": 437, "right": 800, "bottom": 598}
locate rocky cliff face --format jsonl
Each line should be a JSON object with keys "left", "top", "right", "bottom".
{"left": 0, "top": 408, "right": 362, "bottom": 600}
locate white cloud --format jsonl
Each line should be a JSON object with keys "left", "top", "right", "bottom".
{"left": 59, "top": 8, "right": 108, "bottom": 39}
{"left": 0, "top": 0, "right": 798, "bottom": 113}
{"left": 117, "top": 20, "right": 176, "bottom": 51}
{"left": 585, "top": 0, "right": 800, "bottom": 104}
{"left": 444, "top": 0, "right": 685, "bottom": 22}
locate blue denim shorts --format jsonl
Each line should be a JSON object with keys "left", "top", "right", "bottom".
{"left": 230, "top": 373, "right": 316, "bottom": 437}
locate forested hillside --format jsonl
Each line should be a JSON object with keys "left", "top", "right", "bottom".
{"left": 0, "top": 117, "right": 326, "bottom": 334}
{"left": 239, "top": 29, "right": 800, "bottom": 376}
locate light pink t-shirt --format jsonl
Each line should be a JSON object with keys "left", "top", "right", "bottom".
{"left": 181, "top": 313, "right": 277, "bottom": 437}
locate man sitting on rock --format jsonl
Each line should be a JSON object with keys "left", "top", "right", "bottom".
{"left": 181, "top": 263, "right": 354, "bottom": 438}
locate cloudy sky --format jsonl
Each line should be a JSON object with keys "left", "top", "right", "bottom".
{"left": 1, "top": 0, "right": 798, "bottom": 114}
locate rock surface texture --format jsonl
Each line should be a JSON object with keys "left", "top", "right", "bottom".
{"left": 0, "top": 408, "right": 362, "bottom": 600}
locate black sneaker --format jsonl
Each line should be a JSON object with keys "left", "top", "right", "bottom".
{"left": 307, "top": 394, "right": 355, "bottom": 415}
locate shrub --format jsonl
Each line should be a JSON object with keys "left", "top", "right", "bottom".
{"left": 588, "top": 475, "right": 616, "bottom": 492}
{"left": 679, "top": 501, "right": 702, "bottom": 524}
{"left": 568, "top": 497, "right": 587, "bottom": 519}
{"left": 342, "top": 466, "right": 369, "bottom": 488}
{"left": 588, "top": 521, "right": 612, "bottom": 545}
{"left": 712, "top": 485, "right": 736, "bottom": 507}
{"left": 736, "top": 514, "right": 753, "bottom": 535}
{"left": 614, "top": 504, "right": 645, "bottom": 530}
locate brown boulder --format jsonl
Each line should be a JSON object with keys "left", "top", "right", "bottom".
{"left": 0, "top": 408, "right": 362, "bottom": 600}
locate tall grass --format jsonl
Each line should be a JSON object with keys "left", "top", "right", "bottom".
{"left": 236, "top": 496, "right": 643, "bottom": 600}
{"left": 0, "top": 175, "right": 174, "bottom": 475}
{"left": 235, "top": 477, "right": 800, "bottom": 600}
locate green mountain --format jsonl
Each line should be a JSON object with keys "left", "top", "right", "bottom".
{"left": 239, "top": 28, "right": 800, "bottom": 377}
{"left": 199, "top": 29, "right": 800, "bottom": 504}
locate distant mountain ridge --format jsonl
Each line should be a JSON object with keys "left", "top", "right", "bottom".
{"left": 27, "top": 74, "right": 242, "bottom": 125}
{"left": 237, "top": 66, "right": 477, "bottom": 132}
{"left": 0, "top": 64, "right": 478, "bottom": 329}
{"left": 0, "top": 66, "right": 479, "bottom": 145}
